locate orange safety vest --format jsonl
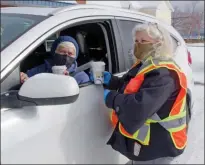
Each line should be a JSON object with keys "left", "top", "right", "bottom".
{"left": 110, "top": 57, "right": 187, "bottom": 150}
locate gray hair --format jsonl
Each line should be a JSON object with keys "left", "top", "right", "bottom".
{"left": 132, "top": 23, "right": 174, "bottom": 60}
{"left": 55, "top": 41, "right": 76, "bottom": 55}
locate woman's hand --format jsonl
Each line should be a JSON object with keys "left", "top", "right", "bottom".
{"left": 63, "top": 70, "right": 69, "bottom": 75}
{"left": 104, "top": 89, "right": 111, "bottom": 102}
{"left": 103, "top": 71, "right": 111, "bottom": 85}
{"left": 20, "top": 72, "right": 29, "bottom": 83}
{"left": 90, "top": 71, "right": 111, "bottom": 85}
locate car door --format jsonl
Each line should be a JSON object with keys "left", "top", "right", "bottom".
{"left": 1, "top": 15, "right": 129, "bottom": 164}
{"left": 1, "top": 85, "right": 119, "bottom": 164}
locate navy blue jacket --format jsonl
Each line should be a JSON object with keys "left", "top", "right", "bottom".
{"left": 105, "top": 61, "right": 185, "bottom": 161}
{"left": 26, "top": 59, "right": 90, "bottom": 85}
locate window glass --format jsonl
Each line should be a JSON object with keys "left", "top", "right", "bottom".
{"left": 1, "top": 13, "right": 47, "bottom": 50}
{"left": 117, "top": 20, "right": 142, "bottom": 69}
{"left": 117, "top": 20, "right": 180, "bottom": 69}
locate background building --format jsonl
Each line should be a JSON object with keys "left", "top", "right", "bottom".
{"left": 137, "top": 1, "right": 174, "bottom": 25}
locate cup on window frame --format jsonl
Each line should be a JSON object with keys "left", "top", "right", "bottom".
{"left": 90, "top": 61, "right": 105, "bottom": 85}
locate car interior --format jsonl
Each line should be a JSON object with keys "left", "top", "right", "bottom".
{"left": 20, "top": 23, "right": 110, "bottom": 78}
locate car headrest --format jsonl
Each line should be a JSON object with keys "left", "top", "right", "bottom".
{"left": 75, "top": 31, "right": 88, "bottom": 55}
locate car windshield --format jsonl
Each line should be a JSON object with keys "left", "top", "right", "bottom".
{"left": 1, "top": 13, "right": 47, "bottom": 50}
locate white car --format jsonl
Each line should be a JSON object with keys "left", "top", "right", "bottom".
{"left": 1, "top": 5, "right": 194, "bottom": 164}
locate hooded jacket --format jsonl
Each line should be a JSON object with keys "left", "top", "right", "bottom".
{"left": 26, "top": 36, "right": 90, "bottom": 85}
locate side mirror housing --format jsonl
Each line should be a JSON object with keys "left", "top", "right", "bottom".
{"left": 18, "top": 73, "right": 79, "bottom": 106}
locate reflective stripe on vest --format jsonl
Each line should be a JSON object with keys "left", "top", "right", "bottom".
{"left": 110, "top": 57, "right": 187, "bottom": 150}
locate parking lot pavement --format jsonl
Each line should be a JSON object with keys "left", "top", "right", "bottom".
{"left": 180, "top": 45, "right": 204, "bottom": 164}
{"left": 188, "top": 45, "right": 204, "bottom": 84}
{"left": 164, "top": 45, "right": 205, "bottom": 164}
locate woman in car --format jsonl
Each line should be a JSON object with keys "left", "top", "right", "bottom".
{"left": 20, "top": 36, "right": 90, "bottom": 85}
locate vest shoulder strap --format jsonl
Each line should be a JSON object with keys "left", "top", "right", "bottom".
{"left": 137, "top": 57, "right": 181, "bottom": 75}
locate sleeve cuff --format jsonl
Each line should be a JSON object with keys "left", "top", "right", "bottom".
{"left": 105, "top": 91, "right": 119, "bottom": 109}
{"left": 26, "top": 70, "right": 31, "bottom": 77}
{"left": 109, "top": 75, "right": 119, "bottom": 85}
{"left": 104, "top": 75, "right": 119, "bottom": 89}
{"left": 106, "top": 91, "right": 127, "bottom": 115}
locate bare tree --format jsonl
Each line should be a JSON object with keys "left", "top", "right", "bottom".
{"left": 172, "top": 1, "right": 204, "bottom": 39}
{"left": 198, "top": 11, "right": 204, "bottom": 39}
{"left": 172, "top": 7, "right": 189, "bottom": 37}
{"left": 187, "top": 1, "right": 199, "bottom": 38}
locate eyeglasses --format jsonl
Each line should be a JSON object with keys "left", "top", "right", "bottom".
{"left": 135, "top": 39, "right": 152, "bottom": 44}
{"left": 58, "top": 51, "right": 75, "bottom": 57}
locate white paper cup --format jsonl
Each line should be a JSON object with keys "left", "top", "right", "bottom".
{"left": 52, "top": 65, "right": 67, "bottom": 75}
{"left": 91, "top": 62, "right": 105, "bottom": 84}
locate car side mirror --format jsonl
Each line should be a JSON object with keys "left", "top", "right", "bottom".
{"left": 1, "top": 73, "right": 79, "bottom": 109}
{"left": 18, "top": 73, "right": 79, "bottom": 106}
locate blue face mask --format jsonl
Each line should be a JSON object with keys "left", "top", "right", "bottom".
{"left": 53, "top": 53, "right": 75, "bottom": 67}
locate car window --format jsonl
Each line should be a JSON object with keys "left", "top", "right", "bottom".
{"left": 116, "top": 19, "right": 142, "bottom": 70}
{"left": 18, "top": 20, "right": 118, "bottom": 89}
{"left": 117, "top": 19, "right": 181, "bottom": 68}
{"left": 1, "top": 13, "right": 47, "bottom": 50}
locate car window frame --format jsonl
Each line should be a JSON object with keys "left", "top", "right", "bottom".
{"left": 1, "top": 65, "right": 21, "bottom": 94}
{"left": 170, "top": 35, "right": 181, "bottom": 56}
{"left": 1, "top": 16, "right": 117, "bottom": 82}
{"left": 1, "top": 16, "right": 122, "bottom": 92}
{"left": 114, "top": 17, "right": 184, "bottom": 72}
{"left": 114, "top": 17, "right": 147, "bottom": 72}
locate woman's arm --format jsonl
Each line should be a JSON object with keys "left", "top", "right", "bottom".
{"left": 105, "top": 73, "right": 129, "bottom": 90}
{"left": 74, "top": 71, "right": 90, "bottom": 85}
{"left": 26, "top": 63, "right": 48, "bottom": 77}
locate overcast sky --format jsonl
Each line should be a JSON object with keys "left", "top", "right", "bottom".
{"left": 170, "top": 1, "right": 204, "bottom": 12}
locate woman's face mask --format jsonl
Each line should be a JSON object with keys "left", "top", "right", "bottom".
{"left": 54, "top": 44, "right": 76, "bottom": 67}
{"left": 133, "top": 31, "right": 159, "bottom": 60}
{"left": 134, "top": 42, "right": 154, "bottom": 60}
{"left": 53, "top": 53, "right": 75, "bottom": 67}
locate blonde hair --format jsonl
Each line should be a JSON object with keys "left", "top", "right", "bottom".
{"left": 55, "top": 41, "right": 76, "bottom": 55}
{"left": 132, "top": 23, "right": 174, "bottom": 59}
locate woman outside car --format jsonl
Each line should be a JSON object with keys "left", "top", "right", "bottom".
{"left": 90, "top": 23, "right": 188, "bottom": 164}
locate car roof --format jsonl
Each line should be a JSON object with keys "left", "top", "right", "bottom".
{"left": 1, "top": 5, "right": 155, "bottom": 19}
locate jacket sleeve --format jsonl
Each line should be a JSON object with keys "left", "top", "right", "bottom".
{"left": 74, "top": 71, "right": 90, "bottom": 85}
{"left": 26, "top": 64, "right": 48, "bottom": 77}
{"left": 105, "top": 73, "right": 129, "bottom": 90}
{"left": 105, "top": 68, "right": 179, "bottom": 135}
